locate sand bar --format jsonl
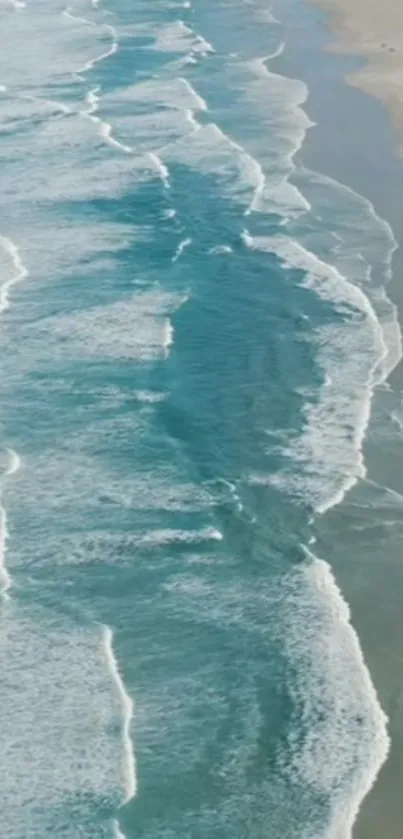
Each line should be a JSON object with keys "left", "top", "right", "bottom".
{"left": 309, "top": 0, "right": 403, "bottom": 154}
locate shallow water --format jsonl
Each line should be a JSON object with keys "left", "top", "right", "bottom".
{"left": 0, "top": 0, "right": 400, "bottom": 837}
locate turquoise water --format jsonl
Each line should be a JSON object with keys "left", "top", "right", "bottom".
{"left": 0, "top": 0, "right": 400, "bottom": 837}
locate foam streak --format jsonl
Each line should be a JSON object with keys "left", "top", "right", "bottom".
{"left": 0, "top": 449, "right": 21, "bottom": 599}
{"left": 103, "top": 626, "right": 136, "bottom": 805}
{"left": 82, "top": 86, "right": 133, "bottom": 154}
{"left": 0, "top": 238, "right": 25, "bottom": 596}
{"left": 172, "top": 237, "right": 192, "bottom": 262}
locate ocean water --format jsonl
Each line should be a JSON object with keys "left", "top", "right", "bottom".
{"left": 0, "top": 0, "right": 400, "bottom": 837}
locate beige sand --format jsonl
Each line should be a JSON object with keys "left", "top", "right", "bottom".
{"left": 309, "top": 0, "right": 403, "bottom": 154}
{"left": 304, "top": 3, "right": 403, "bottom": 836}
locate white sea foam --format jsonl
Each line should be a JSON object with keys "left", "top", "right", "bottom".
{"left": 77, "top": 24, "right": 118, "bottom": 74}
{"left": 152, "top": 20, "right": 214, "bottom": 55}
{"left": 63, "top": 8, "right": 119, "bottom": 74}
{"left": 0, "top": 506, "right": 11, "bottom": 598}
{"left": 207, "top": 123, "right": 265, "bottom": 215}
{"left": 160, "top": 122, "right": 267, "bottom": 212}
{"left": 23, "top": 92, "right": 71, "bottom": 116}
{"left": 163, "top": 318, "right": 174, "bottom": 358}
{"left": 293, "top": 165, "right": 401, "bottom": 379}
{"left": 391, "top": 409, "right": 403, "bottom": 434}
{"left": 0, "top": 104, "right": 153, "bottom": 207}
{"left": 0, "top": 236, "right": 28, "bottom": 312}
{"left": 0, "top": 611, "right": 125, "bottom": 837}
{"left": 239, "top": 50, "right": 400, "bottom": 817}
{"left": 102, "top": 76, "right": 206, "bottom": 152}
{"left": 178, "top": 76, "right": 208, "bottom": 112}
{"left": 241, "top": 58, "right": 312, "bottom": 215}
{"left": 0, "top": 237, "right": 26, "bottom": 597}
{"left": 154, "top": 56, "right": 309, "bottom": 217}
{"left": 99, "top": 122, "right": 132, "bottom": 154}
{"left": 109, "top": 76, "right": 207, "bottom": 113}
{"left": 134, "top": 390, "right": 167, "bottom": 404}
{"left": 0, "top": 3, "right": 112, "bottom": 92}
{"left": 296, "top": 165, "right": 397, "bottom": 282}
{"left": 148, "top": 151, "right": 170, "bottom": 188}
{"left": 0, "top": 221, "right": 142, "bottom": 303}
{"left": 243, "top": 231, "right": 389, "bottom": 514}
{"left": 208, "top": 244, "right": 233, "bottom": 255}
{"left": 63, "top": 6, "right": 93, "bottom": 27}
{"left": 104, "top": 626, "right": 136, "bottom": 804}
{"left": 5, "top": 447, "right": 20, "bottom": 476}
{"left": 0, "top": 2, "right": 397, "bottom": 835}
{"left": 181, "top": 49, "right": 310, "bottom": 218}
{"left": 172, "top": 236, "right": 192, "bottom": 262}
{"left": 280, "top": 554, "right": 389, "bottom": 839}
{"left": 24, "top": 290, "right": 184, "bottom": 363}
{"left": 96, "top": 106, "right": 199, "bottom": 157}
{"left": 267, "top": 40, "right": 285, "bottom": 61}
{"left": 214, "top": 477, "right": 244, "bottom": 513}
{"left": 137, "top": 527, "right": 223, "bottom": 547}
{"left": 7, "top": 437, "right": 215, "bottom": 541}
{"left": 82, "top": 86, "right": 133, "bottom": 154}
{"left": 112, "top": 820, "right": 126, "bottom": 839}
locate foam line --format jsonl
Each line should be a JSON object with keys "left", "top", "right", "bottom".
{"left": 242, "top": 229, "right": 391, "bottom": 515}
{"left": 137, "top": 527, "right": 223, "bottom": 546}
{"left": 6, "top": 448, "right": 21, "bottom": 476}
{"left": 84, "top": 85, "right": 100, "bottom": 117}
{"left": 216, "top": 477, "right": 244, "bottom": 513}
{"left": 63, "top": 7, "right": 118, "bottom": 73}
{"left": 185, "top": 108, "right": 201, "bottom": 131}
{"left": 23, "top": 93, "right": 71, "bottom": 116}
{"left": 0, "top": 236, "right": 28, "bottom": 313}
{"left": 82, "top": 87, "right": 133, "bottom": 154}
{"left": 78, "top": 23, "right": 118, "bottom": 74}
{"left": 177, "top": 19, "right": 215, "bottom": 54}
{"left": 172, "top": 237, "right": 192, "bottom": 262}
{"left": 294, "top": 552, "right": 390, "bottom": 839}
{"left": 245, "top": 57, "right": 312, "bottom": 216}
{"left": 208, "top": 245, "right": 232, "bottom": 254}
{"left": 63, "top": 6, "right": 93, "bottom": 26}
{"left": 0, "top": 237, "right": 26, "bottom": 597}
{"left": 267, "top": 41, "right": 285, "bottom": 61}
{"left": 103, "top": 626, "right": 136, "bottom": 804}
{"left": 0, "top": 507, "right": 11, "bottom": 599}
{"left": 178, "top": 77, "right": 208, "bottom": 112}
{"left": 163, "top": 318, "right": 174, "bottom": 358}
{"left": 111, "top": 820, "right": 126, "bottom": 839}
{"left": 0, "top": 449, "right": 21, "bottom": 599}
{"left": 364, "top": 476, "right": 403, "bottom": 506}
{"left": 99, "top": 123, "right": 132, "bottom": 154}
{"left": 208, "top": 123, "right": 265, "bottom": 215}
{"left": 148, "top": 152, "right": 170, "bottom": 188}
{"left": 170, "top": 77, "right": 207, "bottom": 134}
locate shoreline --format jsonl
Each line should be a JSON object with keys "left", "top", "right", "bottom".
{"left": 271, "top": 0, "right": 403, "bottom": 836}
{"left": 307, "top": 0, "right": 403, "bottom": 156}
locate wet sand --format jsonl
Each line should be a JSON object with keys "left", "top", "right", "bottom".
{"left": 272, "top": 0, "right": 403, "bottom": 835}
{"left": 301, "top": 0, "right": 403, "bottom": 834}
{"left": 309, "top": 0, "right": 403, "bottom": 155}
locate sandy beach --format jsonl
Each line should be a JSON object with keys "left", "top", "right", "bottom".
{"left": 296, "top": 0, "right": 403, "bottom": 836}
{"left": 309, "top": 0, "right": 403, "bottom": 154}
